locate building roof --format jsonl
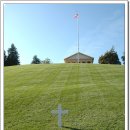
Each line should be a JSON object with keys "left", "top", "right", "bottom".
{"left": 64, "top": 52, "right": 94, "bottom": 60}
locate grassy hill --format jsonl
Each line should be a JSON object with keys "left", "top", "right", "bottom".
{"left": 4, "top": 64, "right": 125, "bottom": 130}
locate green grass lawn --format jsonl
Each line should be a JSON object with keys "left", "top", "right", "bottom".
{"left": 4, "top": 64, "right": 125, "bottom": 130}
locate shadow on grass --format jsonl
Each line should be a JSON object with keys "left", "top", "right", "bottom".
{"left": 62, "top": 126, "right": 82, "bottom": 130}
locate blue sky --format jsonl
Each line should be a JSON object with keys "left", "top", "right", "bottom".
{"left": 4, "top": 3, "right": 125, "bottom": 64}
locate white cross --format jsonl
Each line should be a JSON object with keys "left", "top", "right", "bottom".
{"left": 51, "top": 104, "right": 68, "bottom": 128}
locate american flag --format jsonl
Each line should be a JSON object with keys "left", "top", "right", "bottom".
{"left": 74, "top": 13, "right": 79, "bottom": 19}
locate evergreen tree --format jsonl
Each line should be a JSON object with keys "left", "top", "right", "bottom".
{"left": 7, "top": 43, "right": 20, "bottom": 66}
{"left": 98, "top": 47, "right": 121, "bottom": 64}
{"left": 4, "top": 50, "right": 8, "bottom": 66}
{"left": 31, "top": 55, "right": 41, "bottom": 64}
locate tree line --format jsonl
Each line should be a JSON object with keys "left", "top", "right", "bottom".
{"left": 31, "top": 55, "right": 52, "bottom": 64}
{"left": 4, "top": 43, "right": 125, "bottom": 66}
{"left": 4, "top": 43, "right": 52, "bottom": 66}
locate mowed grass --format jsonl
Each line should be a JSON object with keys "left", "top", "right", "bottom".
{"left": 4, "top": 64, "right": 125, "bottom": 130}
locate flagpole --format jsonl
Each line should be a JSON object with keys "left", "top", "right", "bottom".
{"left": 74, "top": 13, "right": 79, "bottom": 63}
{"left": 77, "top": 13, "right": 79, "bottom": 63}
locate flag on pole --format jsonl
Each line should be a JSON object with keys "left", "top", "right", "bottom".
{"left": 74, "top": 13, "right": 79, "bottom": 19}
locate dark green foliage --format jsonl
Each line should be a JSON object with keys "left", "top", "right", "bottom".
{"left": 31, "top": 55, "right": 41, "bottom": 64}
{"left": 4, "top": 50, "right": 8, "bottom": 66}
{"left": 7, "top": 44, "right": 20, "bottom": 66}
{"left": 42, "top": 58, "right": 51, "bottom": 64}
{"left": 98, "top": 47, "right": 121, "bottom": 64}
{"left": 121, "top": 53, "right": 125, "bottom": 64}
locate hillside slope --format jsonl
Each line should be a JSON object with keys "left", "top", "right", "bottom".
{"left": 4, "top": 64, "right": 125, "bottom": 130}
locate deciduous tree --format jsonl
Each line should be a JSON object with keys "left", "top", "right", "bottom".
{"left": 31, "top": 55, "right": 41, "bottom": 64}
{"left": 42, "top": 58, "right": 51, "bottom": 64}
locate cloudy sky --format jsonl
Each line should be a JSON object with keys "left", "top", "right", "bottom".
{"left": 4, "top": 3, "right": 125, "bottom": 64}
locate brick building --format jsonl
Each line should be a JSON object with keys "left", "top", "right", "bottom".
{"left": 64, "top": 52, "right": 94, "bottom": 63}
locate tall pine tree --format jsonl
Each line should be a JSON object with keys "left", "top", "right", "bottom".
{"left": 7, "top": 43, "right": 20, "bottom": 66}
